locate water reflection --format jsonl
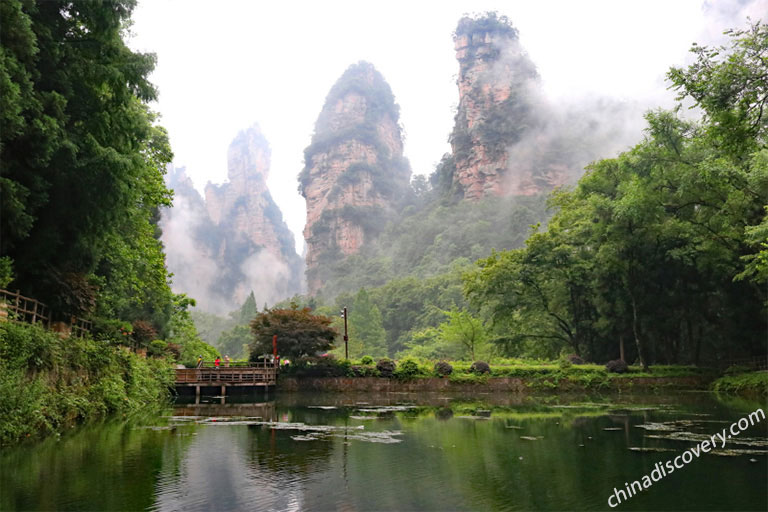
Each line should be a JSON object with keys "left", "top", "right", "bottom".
{"left": 1, "top": 392, "right": 765, "bottom": 511}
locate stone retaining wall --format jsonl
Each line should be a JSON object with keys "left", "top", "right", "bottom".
{"left": 277, "top": 376, "right": 712, "bottom": 393}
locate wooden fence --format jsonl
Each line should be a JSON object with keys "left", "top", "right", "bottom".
{"left": 175, "top": 365, "right": 278, "bottom": 387}
{"left": 0, "top": 288, "right": 91, "bottom": 338}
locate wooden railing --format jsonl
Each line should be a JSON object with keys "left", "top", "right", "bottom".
{"left": 0, "top": 289, "right": 50, "bottom": 325}
{"left": 175, "top": 364, "right": 278, "bottom": 386}
{"left": 0, "top": 288, "right": 91, "bottom": 337}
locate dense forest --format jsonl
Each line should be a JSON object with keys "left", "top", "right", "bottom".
{"left": 1, "top": 3, "right": 765, "bottom": 373}
{"left": 263, "top": 19, "right": 767, "bottom": 366}
{"left": 0, "top": 0, "right": 215, "bottom": 364}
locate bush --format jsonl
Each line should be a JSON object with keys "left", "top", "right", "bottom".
{"left": 349, "top": 365, "right": 379, "bottom": 377}
{"left": 0, "top": 322, "right": 173, "bottom": 445}
{"left": 360, "top": 355, "right": 374, "bottom": 365}
{"left": 376, "top": 358, "right": 396, "bottom": 377}
{"left": 605, "top": 359, "right": 628, "bottom": 373}
{"left": 712, "top": 372, "right": 768, "bottom": 395}
{"left": 147, "top": 340, "right": 167, "bottom": 358}
{"left": 434, "top": 361, "right": 453, "bottom": 376}
{"left": 558, "top": 358, "right": 572, "bottom": 370}
{"left": 165, "top": 343, "right": 182, "bottom": 360}
{"left": 91, "top": 318, "right": 133, "bottom": 343}
{"left": 566, "top": 354, "right": 585, "bottom": 365}
{"left": 282, "top": 356, "right": 351, "bottom": 378}
{"left": 132, "top": 320, "right": 158, "bottom": 345}
{"left": 470, "top": 361, "right": 490, "bottom": 374}
{"left": 394, "top": 357, "right": 424, "bottom": 380}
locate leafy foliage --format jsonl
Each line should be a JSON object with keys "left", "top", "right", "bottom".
{"left": 376, "top": 358, "right": 396, "bottom": 377}
{"left": 712, "top": 372, "right": 768, "bottom": 395}
{"left": 0, "top": 0, "right": 177, "bottom": 333}
{"left": 605, "top": 360, "right": 629, "bottom": 374}
{"left": 470, "top": 361, "right": 491, "bottom": 374}
{"left": 0, "top": 322, "right": 173, "bottom": 444}
{"left": 463, "top": 22, "right": 767, "bottom": 367}
{"left": 249, "top": 305, "right": 338, "bottom": 360}
{"left": 434, "top": 361, "right": 454, "bottom": 376}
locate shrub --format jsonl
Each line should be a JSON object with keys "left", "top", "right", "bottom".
{"left": 394, "top": 357, "right": 424, "bottom": 380}
{"left": 91, "top": 318, "right": 133, "bottom": 343}
{"left": 558, "top": 358, "right": 572, "bottom": 370}
{"left": 165, "top": 343, "right": 182, "bottom": 360}
{"left": 349, "top": 365, "right": 379, "bottom": 377}
{"left": 712, "top": 372, "right": 768, "bottom": 395}
{"left": 147, "top": 340, "right": 167, "bottom": 358}
{"left": 434, "top": 361, "right": 453, "bottom": 376}
{"left": 605, "top": 359, "right": 629, "bottom": 373}
{"left": 566, "top": 354, "right": 585, "bottom": 365}
{"left": 376, "top": 358, "right": 396, "bottom": 377}
{"left": 132, "top": 320, "right": 158, "bottom": 344}
{"left": 470, "top": 361, "right": 491, "bottom": 374}
{"left": 360, "top": 355, "right": 374, "bottom": 365}
{"left": 284, "top": 356, "right": 351, "bottom": 378}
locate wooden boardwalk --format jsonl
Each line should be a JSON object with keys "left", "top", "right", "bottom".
{"left": 175, "top": 362, "right": 277, "bottom": 401}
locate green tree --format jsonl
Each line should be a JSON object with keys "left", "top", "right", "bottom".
{"left": 0, "top": 0, "right": 174, "bottom": 330}
{"left": 437, "top": 309, "right": 489, "bottom": 361}
{"left": 217, "top": 325, "right": 250, "bottom": 360}
{"left": 166, "top": 294, "right": 218, "bottom": 366}
{"left": 238, "top": 292, "right": 258, "bottom": 324}
{"left": 249, "top": 305, "right": 338, "bottom": 360}
{"left": 346, "top": 289, "right": 387, "bottom": 358}
{"left": 464, "top": 21, "right": 767, "bottom": 366}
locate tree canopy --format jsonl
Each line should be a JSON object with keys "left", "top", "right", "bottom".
{"left": 1, "top": 0, "right": 174, "bottom": 328}
{"left": 249, "top": 305, "right": 338, "bottom": 361}
{"left": 0, "top": 0, "right": 217, "bottom": 362}
{"left": 464, "top": 22, "right": 767, "bottom": 366}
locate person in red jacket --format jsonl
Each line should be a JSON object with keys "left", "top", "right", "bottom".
{"left": 214, "top": 356, "right": 221, "bottom": 369}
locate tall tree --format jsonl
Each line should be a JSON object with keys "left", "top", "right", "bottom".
{"left": 464, "top": 21, "right": 767, "bottom": 366}
{"left": 249, "top": 305, "right": 338, "bottom": 360}
{"left": 0, "top": 0, "right": 174, "bottom": 328}
{"left": 347, "top": 288, "right": 387, "bottom": 358}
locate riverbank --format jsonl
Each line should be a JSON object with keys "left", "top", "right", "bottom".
{"left": 712, "top": 371, "right": 768, "bottom": 396}
{"left": 0, "top": 322, "right": 174, "bottom": 445}
{"left": 278, "top": 374, "right": 714, "bottom": 393}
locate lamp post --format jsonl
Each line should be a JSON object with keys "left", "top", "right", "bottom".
{"left": 340, "top": 307, "right": 348, "bottom": 360}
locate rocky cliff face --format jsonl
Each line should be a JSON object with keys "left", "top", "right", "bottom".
{"left": 161, "top": 125, "right": 303, "bottom": 313}
{"left": 449, "top": 14, "right": 568, "bottom": 199}
{"left": 204, "top": 127, "right": 292, "bottom": 264}
{"left": 300, "top": 62, "right": 410, "bottom": 293}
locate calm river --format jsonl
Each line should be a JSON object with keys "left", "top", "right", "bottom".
{"left": 1, "top": 391, "right": 766, "bottom": 511}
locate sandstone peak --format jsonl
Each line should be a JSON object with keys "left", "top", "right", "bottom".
{"left": 300, "top": 62, "right": 410, "bottom": 294}
{"left": 449, "top": 13, "right": 555, "bottom": 199}
{"left": 162, "top": 128, "right": 303, "bottom": 313}
{"left": 226, "top": 123, "right": 271, "bottom": 188}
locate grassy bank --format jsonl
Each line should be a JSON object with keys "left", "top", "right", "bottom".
{"left": 0, "top": 322, "right": 174, "bottom": 445}
{"left": 279, "top": 356, "right": 713, "bottom": 391}
{"left": 712, "top": 372, "right": 768, "bottom": 396}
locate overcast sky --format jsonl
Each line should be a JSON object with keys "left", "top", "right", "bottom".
{"left": 127, "top": 0, "right": 764, "bottom": 255}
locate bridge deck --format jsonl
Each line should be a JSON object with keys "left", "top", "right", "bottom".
{"left": 175, "top": 365, "right": 277, "bottom": 387}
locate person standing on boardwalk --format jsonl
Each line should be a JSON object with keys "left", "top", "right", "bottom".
{"left": 224, "top": 355, "right": 230, "bottom": 367}
{"left": 196, "top": 355, "right": 203, "bottom": 368}
{"left": 214, "top": 356, "right": 221, "bottom": 369}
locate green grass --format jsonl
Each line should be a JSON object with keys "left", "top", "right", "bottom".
{"left": 0, "top": 322, "right": 174, "bottom": 445}
{"left": 332, "top": 357, "right": 710, "bottom": 388}
{"left": 712, "top": 372, "right": 768, "bottom": 396}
